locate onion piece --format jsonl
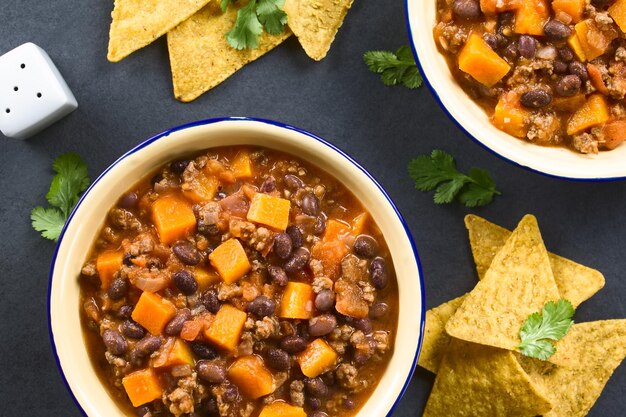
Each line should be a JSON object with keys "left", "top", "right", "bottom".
{"left": 536, "top": 46, "right": 557, "bottom": 60}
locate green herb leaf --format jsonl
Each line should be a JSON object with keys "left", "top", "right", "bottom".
{"left": 364, "top": 46, "right": 423, "bottom": 89}
{"left": 408, "top": 150, "right": 500, "bottom": 207}
{"left": 31, "top": 153, "right": 90, "bottom": 242}
{"left": 221, "top": 0, "right": 232, "bottom": 12}
{"left": 256, "top": 0, "right": 287, "bottom": 35}
{"left": 226, "top": 0, "right": 263, "bottom": 50}
{"left": 519, "top": 299, "right": 575, "bottom": 360}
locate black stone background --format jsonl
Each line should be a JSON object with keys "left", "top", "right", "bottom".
{"left": 1, "top": 0, "right": 625, "bottom": 416}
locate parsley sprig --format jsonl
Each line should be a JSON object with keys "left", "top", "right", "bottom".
{"left": 364, "top": 46, "right": 423, "bottom": 89}
{"left": 408, "top": 150, "right": 500, "bottom": 207}
{"left": 223, "top": 0, "right": 287, "bottom": 50}
{"left": 519, "top": 299, "right": 575, "bottom": 360}
{"left": 31, "top": 153, "right": 90, "bottom": 242}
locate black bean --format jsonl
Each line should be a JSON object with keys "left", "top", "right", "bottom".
{"left": 259, "top": 176, "right": 276, "bottom": 193}
{"left": 354, "top": 349, "right": 372, "bottom": 366}
{"left": 497, "top": 11, "right": 515, "bottom": 26}
{"left": 520, "top": 89, "right": 552, "bottom": 108}
{"left": 173, "top": 270, "right": 198, "bottom": 295}
{"left": 553, "top": 60, "right": 568, "bottom": 74}
{"left": 215, "top": 191, "right": 227, "bottom": 200}
{"left": 108, "top": 277, "right": 129, "bottom": 300}
{"left": 517, "top": 35, "right": 536, "bottom": 58}
{"left": 355, "top": 318, "right": 373, "bottom": 334}
{"left": 121, "top": 320, "right": 146, "bottom": 339}
{"left": 286, "top": 225, "right": 304, "bottom": 248}
{"left": 247, "top": 295, "right": 277, "bottom": 317}
{"left": 569, "top": 61, "right": 588, "bottom": 81}
{"left": 301, "top": 192, "right": 320, "bottom": 216}
{"left": 273, "top": 233, "right": 293, "bottom": 259}
{"left": 150, "top": 173, "right": 163, "bottom": 186}
{"left": 201, "top": 290, "right": 221, "bottom": 314}
{"left": 135, "top": 336, "right": 162, "bottom": 356}
{"left": 196, "top": 360, "right": 227, "bottom": 383}
{"left": 558, "top": 47, "right": 574, "bottom": 62}
{"left": 495, "top": 34, "right": 509, "bottom": 48}
{"left": 452, "top": 0, "right": 482, "bottom": 20}
{"left": 266, "top": 348, "right": 290, "bottom": 371}
{"left": 135, "top": 405, "right": 152, "bottom": 417}
{"left": 591, "top": 0, "right": 610, "bottom": 7}
{"left": 201, "top": 397, "right": 219, "bottom": 416}
{"left": 305, "top": 377, "right": 329, "bottom": 397}
{"left": 353, "top": 235, "right": 379, "bottom": 258}
{"left": 123, "top": 253, "right": 134, "bottom": 267}
{"left": 311, "top": 412, "right": 329, "bottom": 417}
{"left": 503, "top": 42, "right": 518, "bottom": 60}
{"left": 119, "top": 192, "right": 138, "bottom": 209}
{"left": 369, "top": 302, "right": 389, "bottom": 319}
{"left": 543, "top": 20, "right": 572, "bottom": 41}
{"left": 483, "top": 33, "right": 498, "bottom": 50}
{"left": 165, "top": 308, "right": 191, "bottom": 336}
{"left": 315, "top": 289, "right": 335, "bottom": 312}
{"left": 102, "top": 330, "right": 127, "bottom": 355}
{"left": 307, "top": 397, "right": 322, "bottom": 410}
{"left": 280, "top": 335, "right": 307, "bottom": 353}
{"left": 308, "top": 314, "right": 337, "bottom": 337}
{"left": 284, "top": 174, "right": 304, "bottom": 190}
{"left": 370, "top": 257, "right": 388, "bottom": 289}
{"left": 344, "top": 398, "right": 356, "bottom": 409}
{"left": 117, "top": 304, "right": 133, "bottom": 319}
{"left": 555, "top": 75, "right": 581, "bottom": 97}
{"left": 222, "top": 385, "right": 239, "bottom": 402}
{"left": 267, "top": 265, "right": 288, "bottom": 286}
{"left": 172, "top": 241, "right": 202, "bottom": 265}
{"left": 314, "top": 215, "right": 327, "bottom": 236}
{"left": 284, "top": 248, "right": 310, "bottom": 274}
{"left": 191, "top": 341, "right": 218, "bottom": 359}
{"left": 170, "top": 160, "right": 189, "bottom": 174}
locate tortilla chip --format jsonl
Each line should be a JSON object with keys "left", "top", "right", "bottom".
{"left": 418, "top": 295, "right": 466, "bottom": 373}
{"left": 107, "top": 0, "right": 212, "bottom": 62}
{"left": 446, "top": 215, "right": 561, "bottom": 352}
{"left": 283, "top": 0, "right": 353, "bottom": 61}
{"left": 518, "top": 320, "right": 626, "bottom": 417}
{"left": 465, "top": 215, "right": 605, "bottom": 308}
{"left": 167, "top": 2, "right": 292, "bottom": 102}
{"left": 423, "top": 339, "right": 553, "bottom": 417}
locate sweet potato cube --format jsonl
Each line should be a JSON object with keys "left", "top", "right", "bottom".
{"left": 296, "top": 339, "right": 338, "bottom": 378}
{"left": 154, "top": 338, "right": 194, "bottom": 368}
{"left": 552, "top": 0, "right": 585, "bottom": 22}
{"left": 514, "top": 0, "right": 549, "bottom": 35}
{"left": 601, "top": 120, "right": 626, "bottom": 150}
{"left": 182, "top": 172, "right": 219, "bottom": 204}
{"left": 122, "top": 368, "right": 163, "bottom": 407}
{"left": 566, "top": 94, "right": 610, "bottom": 135}
{"left": 96, "top": 250, "right": 123, "bottom": 290}
{"left": 567, "top": 33, "right": 587, "bottom": 61}
{"left": 204, "top": 304, "right": 247, "bottom": 351}
{"left": 311, "top": 240, "right": 349, "bottom": 280}
{"left": 209, "top": 238, "right": 251, "bottom": 284}
{"left": 228, "top": 355, "right": 275, "bottom": 399}
{"left": 552, "top": 94, "right": 586, "bottom": 112}
{"left": 458, "top": 33, "right": 511, "bottom": 87}
{"left": 575, "top": 19, "right": 617, "bottom": 61}
{"left": 194, "top": 267, "right": 221, "bottom": 291}
{"left": 132, "top": 292, "right": 177, "bottom": 336}
{"left": 323, "top": 219, "right": 352, "bottom": 242}
{"left": 258, "top": 402, "right": 307, "bottom": 417}
{"left": 180, "top": 318, "right": 204, "bottom": 341}
{"left": 152, "top": 195, "right": 197, "bottom": 244}
{"left": 231, "top": 151, "right": 253, "bottom": 179}
{"left": 279, "top": 282, "right": 315, "bottom": 319}
{"left": 609, "top": 0, "right": 626, "bottom": 32}
{"left": 492, "top": 91, "right": 530, "bottom": 138}
{"left": 247, "top": 193, "right": 291, "bottom": 231}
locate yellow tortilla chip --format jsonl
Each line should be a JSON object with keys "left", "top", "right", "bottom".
{"left": 418, "top": 295, "right": 466, "bottom": 374}
{"left": 283, "top": 0, "right": 353, "bottom": 61}
{"left": 446, "top": 215, "right": 561, "bottom": 352}
{"left": 518, "top": 320, "right": 626, "bottom": 417}
{"left": 465, "top": 214, "right": 605, "bottom": 308}
{"left": 167, "top": 2, "right": 292, "bottom": 102}
{"left": 107, "top": 0, "right": 212, "bottom": 62}
{"left": 423, "top": 339, "right": 553, "bottom": 417}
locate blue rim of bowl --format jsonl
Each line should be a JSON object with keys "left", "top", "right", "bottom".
{"left": 403, "top": 0, "right": 626, "bottom": 182}
{"left": 47, "top": 116, "right": 426, "bottom": 417}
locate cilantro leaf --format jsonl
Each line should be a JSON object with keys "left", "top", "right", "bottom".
{"left": 226, "top": 0, "right": 263, "bottom": 50}
{"left": 31, "top": 206, "right": 66, "bottom": 242}
{"left": 364, "top": 46, "right": 423, "bottom": 89}
{"left": 31, "top": 153, "right": 90, "bottom": 242}
{"left": 519, "top": 299, "right": 575, "bottom": 360}
{"left": 257, "top": 0, "right": 287, "bottom": 35}
{"left": 221, "top": 0, "right": 232, "bottom": 12}
{"left": 408, "top": 150, "right": 500, "bottom": 207}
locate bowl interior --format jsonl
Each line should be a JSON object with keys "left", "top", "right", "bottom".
{"left": 49, "top": 119, "right": 424, "bottom": 417}
{"left": 406, "top": 0, "right": 626, "bottom": 180}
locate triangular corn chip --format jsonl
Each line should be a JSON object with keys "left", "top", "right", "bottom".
{"left": 423, "top": 339, "right": 553, "bottom": 417}
{"left": 107, "top": 0, "right": 212, "bottom": 62}
{"left": 283, "top": 0, "right": 353, "bottom": 61}
{"left": 167, "top": 2, "right": 291, "bottom": 102}
{"left": 418, "top": 295, "right": 466, "bottom": 374}
{"left": 465, "top": 215, "right": 605, "bottom": 307}
{"left": 446, "top": 215, "right": 561, "bottom": 352}
{"left": 518, "top": 320, "right": 626, "bottom": 417}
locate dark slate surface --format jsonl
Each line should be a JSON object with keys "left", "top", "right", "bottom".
{"left": 1, "top": 0, "right": 626, "bottom": 416}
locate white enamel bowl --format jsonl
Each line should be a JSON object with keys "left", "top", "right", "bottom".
{"left": 48, "top": 118, "right": 425, "bottom": 417}
{"left": 406, "top": 0, "right": 626, "bottom": 180}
